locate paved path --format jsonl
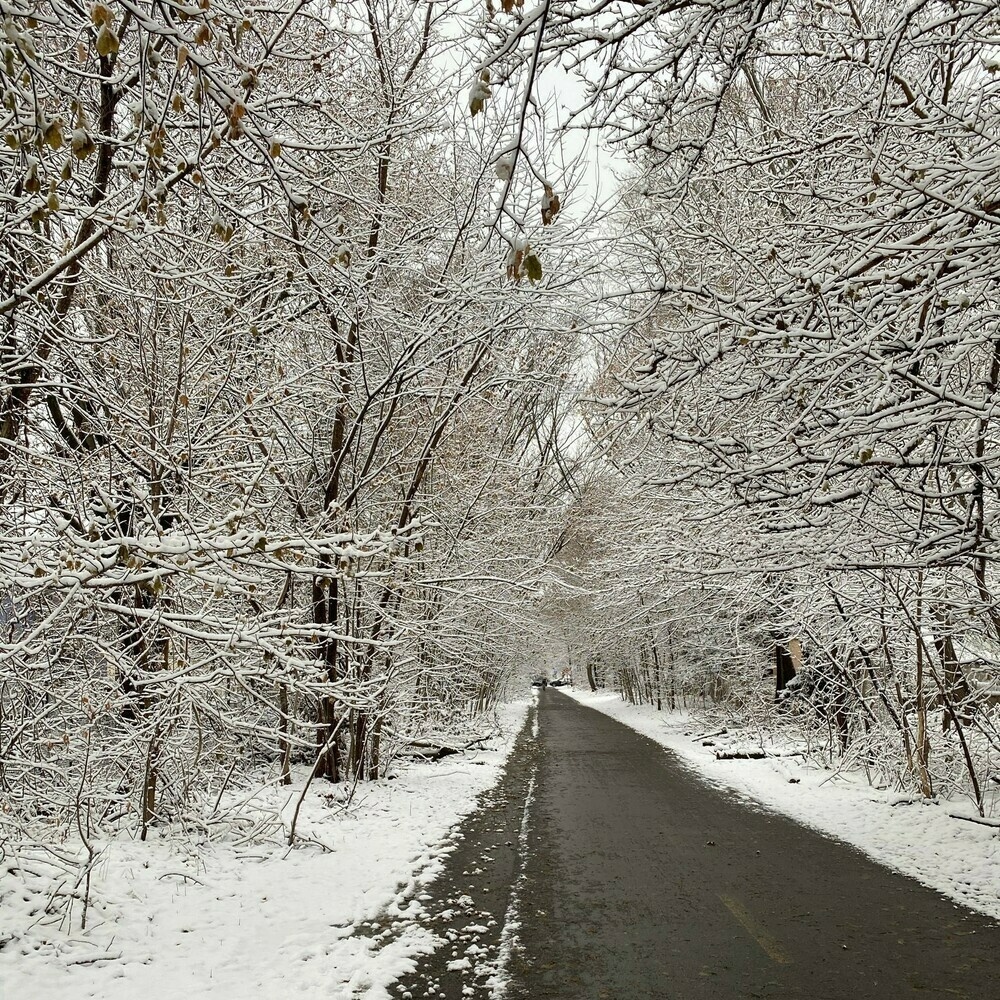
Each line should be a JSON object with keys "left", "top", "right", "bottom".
{"left": 392, "top": 689, "right": 1000, "bottom": 999}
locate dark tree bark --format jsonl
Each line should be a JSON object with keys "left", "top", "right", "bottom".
{"left": 775, "top": 641, "right": 797, "bottom": 698}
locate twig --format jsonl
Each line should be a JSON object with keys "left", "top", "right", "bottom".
{"left": 156, "top": 872, "right": 206, "bottom": 884}
{"left": 947, "top": 813, "right": 1000, "bottom": 829}
{"left": 65, "top": 953, "right": 123, "bottom": 966}
{"left": 210, "top": 761, "right": 240, "bottom": 816}
{"left": 287, "top": 714, "right": 348, "bottom": 847}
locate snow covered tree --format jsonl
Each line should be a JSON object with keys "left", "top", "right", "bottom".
{"left": 0, "top": 0, "right": 601, "bottom": 859}
{"left": 537, "top": 1, "right": 1000, "bottom": 802}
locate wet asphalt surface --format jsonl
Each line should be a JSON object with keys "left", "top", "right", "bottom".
{"left": 388, "top": 689, "right": 1000, "bottom": 1000}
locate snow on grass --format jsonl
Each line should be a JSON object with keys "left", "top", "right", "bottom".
{"left": 0, "top": 700, "right": 530, "bottom": 1000}
{"left": 563, "top": 689, "right": 1000, "bottom": 922}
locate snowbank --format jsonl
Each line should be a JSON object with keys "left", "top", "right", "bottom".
{"left": 563, "top": 689, "right": 1000, "bottom": 922}
{"left": 0, "top": 700, "right": 530, "bottom": 1000}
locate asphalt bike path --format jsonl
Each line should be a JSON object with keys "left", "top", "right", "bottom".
{"left": 390, "top": 689, "right": 1000, "bottom": 999}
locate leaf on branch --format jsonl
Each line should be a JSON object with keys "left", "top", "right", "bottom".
{"left": 211, "top": 216, "right": 235, "bottom": 242}
{"left": 96, "top": 24, "right": 120, "bottom": 57}
{"left": 524, "top": 252, "right": 542, "bottom": 284}
{"left": 43, "top": 118, "right": 64, "bottom": 150}
{"left": 541, "top": 183, "right": 560, "bottom": 225}
{"left": 71, "top": 128, "right": 96, "bottom": 159}
{"left": 469, "top": 71, "right": 491, "bottom": 117}
{"left": 90, "top": 3, "right": 113, "bottom": 26}
{"left": 146, "top": 127, "right": 165, "bottom": 160}
{"left": 505, "top": 247, "right": 524, "bottom": 282}
{"left": 495, "top": 154, "right": 514, "bottom": 181}
{"left": 505, "top": 240, "right": 541, "bottom": 284}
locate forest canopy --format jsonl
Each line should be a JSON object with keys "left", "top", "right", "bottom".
{"left": 2, "top": 0, "right": 999, "bottom": 860}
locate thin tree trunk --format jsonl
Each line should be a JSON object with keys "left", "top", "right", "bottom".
{"left": 278, "top": 683, "right": 292, "bottom": 786}
{"left": 914, "top": 577, "right": 934, "bottom": 798}
{"left": 140, "top": 730, "right": 160, "bottom": 842}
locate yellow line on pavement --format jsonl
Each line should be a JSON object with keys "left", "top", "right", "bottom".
{"left": 719, "top": 893, "right": 792, "bottom": 965}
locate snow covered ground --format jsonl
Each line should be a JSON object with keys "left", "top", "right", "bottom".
{"left": 9, "top": 687, "right": 997, "bottom": 1000}
{"left": 0, "top": 700, "right": 530, "bottom": 1000}
{"left": 564, "top": 688, "right": 1000, "bottom": 922}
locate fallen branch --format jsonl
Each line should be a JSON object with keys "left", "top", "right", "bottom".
{"left": 65, "top": 953, "right": 123, "bottom": 967}
{"left": 947, "top": 813, "right": 1000, "bottom": 829}
{"left": 695, "top": 728, "right": 728, "bottom": 741}
{"left": 396, "top": 736, "right": 489, "bottom": 762}
{"left": 715, "top": 750, "right": 767, "bottom": 760}
{"left": 157, "top": 872, "right": 206, "bottom": 885}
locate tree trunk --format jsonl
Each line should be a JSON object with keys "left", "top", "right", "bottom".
{"left": 140, "top": 731, "right": 160, "bottom": 842}
{"left": 651, "top": 641, "right": 662, "bottom": 711}
{"left": 933, "top": 631, "right": 972, "bottom": 732}
{"left": 278, "top": 683, "right": 292, "bottom": 786}
{"left": 775, "top": 640, "right": 797, "bottom": 698}
{"left": 914, "top": 582, "right": 934, "bottom": 798}
{"left": 312, "top": 569, "right": 341, "bottom": 782}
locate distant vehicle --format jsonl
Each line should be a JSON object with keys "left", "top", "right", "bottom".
{"left": 531, "top": 678, "right": 548, "bottom": 687}
{"left": 550, "top": 678, "right": 569, "bottom": 687}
